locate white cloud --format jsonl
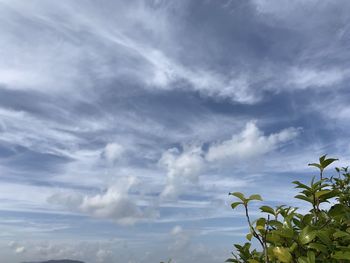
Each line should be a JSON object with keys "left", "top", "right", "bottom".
{"left": 158, "top": 122, "right": 300, "bottom": 199}
{"left": 8, "top": 241, "right": 17, "bottom": 249}
{"left": 253, "top": 0, "right": 322, "bottom": 17}
{"left": 49, "top": 177, "right": 157, "bottom": 225}
{"left": 15, "top": 246, "right": 26, "bottom": 254}
{"left": 169, "top": 225, "right": 191, "bottom": 252}
{"left": 8, "top": 241, "right": 26, "bottom": 254}
{"left": 171, "top": 225, "right": 183, "bottom": 236}
{"left": 143, "top": 49, "right": 259, "bottom": 104}
{"left": 80, "top": 178, "right": 142, "bottom": 225}
{"left": 104, "top": 142, "right": 125, "bottom": 163}
{"left": 206, "top": 121, "right": 300, "bottom": 162}
{"left": 288, "top": 67, "right": 346, "bottom": 89}
{"left": 159, "top": 146, "right": 204, "bottom": 198}
{"left": 47, "top": 191, "right": 84, "bottom": 211}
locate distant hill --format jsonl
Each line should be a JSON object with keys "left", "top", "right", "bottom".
{"left": 23, "top": 260, "right": 85, "bottom": 263}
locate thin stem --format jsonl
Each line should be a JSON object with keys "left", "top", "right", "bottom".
{"left": 244, "top": 204, "right": 269, "bottom": 262}
{"left": 263, "top": 215, "right": 270, "bottom": 263}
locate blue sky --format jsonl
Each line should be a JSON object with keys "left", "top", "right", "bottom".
{"left": 0, "top": 0, "right": 350, "bottom": 262}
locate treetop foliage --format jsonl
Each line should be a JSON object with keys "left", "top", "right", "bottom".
{"left": 228, "top": 155, "right": 350, "bottom": 263}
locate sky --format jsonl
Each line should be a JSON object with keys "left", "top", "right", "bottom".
{"left": 0, "top": 0, "right": 350, "bottom": 262}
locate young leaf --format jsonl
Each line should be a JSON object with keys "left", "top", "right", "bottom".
{"left": 273, "top": 247, "right": 292, "bottom": 263}
{"left": 307, "top": 251, "right": 315, "bottom": 263}
{"left": 297, "top": 257, "right": 308, "bottom": 263}
{"left": 248, "top": 194, "right": 262, "bottom": 201}
{"left": 295, "top": 194, "right": 313, "bottom": 204}
{"left": 260, "top": 205, "right": 275, "bottom": 215}
{"left": 307, "top": 243, "right": 327, "bottom": 253}
{"left": 316, "top": 230, "right": 332, "bottom": 246}
{"left": 246, "top": 233, "right": 253, "bottom": 241}
{"left": 333, "top": 230, "right": 349, "bottom": 239}
{"left": 229, "top": 192, "right": 246, "bottom": 201}
{"left": 321, "top": 157, "right": 338, "bottom": 169}
{"left": 299, "top": 226, "right": 316, "bottom": 244}
{"left": 308, "top": 163, "right": 322, "bottom": 170}
{"left": 231, "top": 202, "right": 242, "bottom": 210}
{"left": 293, "top": 181, "right": 311, "bottom": 190}
{"left": 319, "top": 154, "right": 327, "bottom": 163}
{"left": 332, "top": 251, "right": 350, "bottom": 260}
{"left": 315, "top": 189, "right": 331, "bottom": 199}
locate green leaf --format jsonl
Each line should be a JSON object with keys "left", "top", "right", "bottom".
{"left": 319, "top": 155, "right": 327, "bottom": 163}
{"left": 332, "top": 251, "right": 350, "bottom": 260}
{"left": 315, "top": 189, "right": 331, "bottom": 198}
{"left": 329, "top": 204, "right": 347, "bottom": 217}
{"left": 229, "top": 192, "right": 246, "bottom": 201}
{"left": 307, "top": 251, "right": 315, "bottom": 263}
{"left": 231, "top": 202, "right": 242, "bottom": 210}
{"left": 269, "top": 219, "right": 283, "bottom": 228}
{"left": 333, "top": 230, "right": 349, "bottom": 239}
{"left": 299, "top": 226, "right": 316, "bottom": 245}
{"left": 289, "top": 242, "right": 298, "bottom": 252}
{"left": 273, "top": 247, "right": 292, "bottom": 263}
{"left": 275, "top": 227, "right": 294, "bottom": 238}
{"left": 246, "top": 233, "right": 253, "bottom": 241}
{"left": 248, "top": 194, "right": 262, "bottom": 201}
{"left": 293, "top": 181, "right": 311, "bottom": 190}
{"left": 308, "top": 243, "right": 328, "bottom": 253}
{"left": 260, "top": 205, "right": 275, "bottom": 215}
{"left": 256, "top": 218, "right": 266, "bottom": 227}
{"left": 308, "top": 163, "right": 322, "bottom": 170}
{"left": 318, "top": 189, "right": 338, "bottom": 200}
{"left": 302, "top": 214, "right": 313, "bottom": 225}
{"left": 266, "top": 232, "right": 281, "bottom": 243}
{"left": 295, "top": 194, "right": 313, "bottom": 204}
{"left": 316, "top": 230, "right": 332, "bottom": 245}
{"left": 321, "top": 157, "right": 338, "bottom": 169}
{"left": 297, "top": 257, "right": 308, "bottom": 263}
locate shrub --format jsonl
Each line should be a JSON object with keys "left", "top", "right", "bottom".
{"left": 227, "top": 155, "right": 350, "bottom": 263}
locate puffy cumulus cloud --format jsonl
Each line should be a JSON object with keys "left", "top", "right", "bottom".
{"left": 103, "top": 142, "right": 125, "bottom": 163}
{"left": 159, "top": 146, "right": 204, "bottom": 198}
{"left": 206, "top": 121, "right": 301, "bottom": 162}
{"left": 48, "top": 177, "right": 157, "bottom": 225}
{"left": 158, "top": 122, "right": 300, "bottom": 198}
{"left": 15, "top": 246, "right": 26, "bottom": 254}
{"left": 80, "top": 177, "right": 142, "bottom": 225}
{"left": 8, "top": 241, "right": 26, "bottom": 254}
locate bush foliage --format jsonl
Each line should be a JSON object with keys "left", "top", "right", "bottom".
{"left": 227, "top": 155, "right": 350, "bottom": 263}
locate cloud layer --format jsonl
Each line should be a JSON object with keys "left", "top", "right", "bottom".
{"left": 1, "top": 0, "right": 350, "bottom": 262}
